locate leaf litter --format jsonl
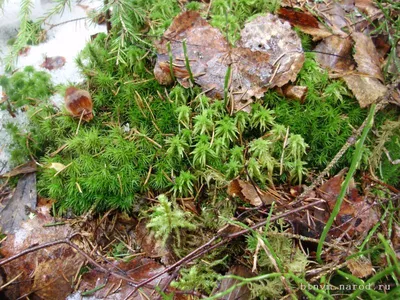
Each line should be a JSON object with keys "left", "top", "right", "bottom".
{"left": 1, "top": 0, "right": 399, "bottom": 298}
{"left": 154, "top": 11, "right": 304, "bottom": 111}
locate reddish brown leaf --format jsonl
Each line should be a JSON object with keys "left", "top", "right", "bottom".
{"left": 76, "top": 258, "right": 179, "bottom": 299}
{"left": 154, "top": 11, "right": 304, "bottom": 112}
{"left": 228, "top": 179, "right": 276, "bottom": 206}
{"left": 318, "top": 170, "right": 378, "bottom": 237}
{"left": 135, "top": 220, "right": 176, "bottom": 265}
{"left": 278, "top": 8, "right": 319, "bottom": 28}
{"left": 40, "top": 56, "right": 66, "bottom": 70}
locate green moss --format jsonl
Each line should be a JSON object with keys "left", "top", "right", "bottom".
{"left": 0, "top": 66, "right": 52, "bottom": 110}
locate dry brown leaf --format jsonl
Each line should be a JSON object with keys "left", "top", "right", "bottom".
{"left": 343, "top": 75, "right": 387, "bottom": 107}
{"left": 40, "top": 56, "right": 66, "bottom": 70}
{"left": 352, "top": 200, "right": 379, "bottom": 234}
{"left": 154, "top": 11, "right": 304, "bottom": 111}
{"left": 211, "top": 265, "right": 254, "bottom": 299}
{"left": 353, "top": 32, "right": 384, "bottom": 81}
{"left": 317, "top": 170, "right": 379, "bottom": 237}
{"left": 0, "top": 200, "right": 81, "bottom": 299}
{"left": 355, "top": 0, "right": 381, "bottom": 17}
{"left": 0, "top": 160, "right": 37, "bottom": 178}
{"left": 75, "top": 258, "right": 186, "bottom": 299}
{"left": 315, "top": 35, "right": 354, "bottom": 72}
{"left": 135, "top": 220, "right": 175, "bottom": 265}
{"left": 277, "top": 84, "right": 308, "bottom": 102}
{"left": 315, "top": 1, "right": 349, "bottom": 35}
{"left": 296, "top": 26, "right": 333, "bottom": 41}
{"left": 227, "top": 179, "right": 276, "bottom": 206}
{"left": 278, "top": 7, "right": 319, "bottom": 28}
{"left": 348, "top": 257, "right": 374, "bottom": 278}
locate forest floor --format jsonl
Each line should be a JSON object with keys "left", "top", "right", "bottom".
{"left": 0, "top": 0, "right": 399, "bottom": 299}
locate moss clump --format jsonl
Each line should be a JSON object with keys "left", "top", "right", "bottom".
{"left": 266, "top": 54, "right": 367, "bottom": 173}
{"left": 0, "top": 66, "right": 52, "bottom": 110}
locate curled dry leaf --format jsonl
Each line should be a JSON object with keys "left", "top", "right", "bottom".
{"left": 154, "top": 11, "right": 304, "bottom": 112}
{"left": 278, "top": 7, "right": 319, "bottom": 28}
{"left": 277, "top": 7, "right": 334, "bottom": 41}
{"left": 227, "top": 179, "right": 276, "bottom": 206}
{"left": 65, "top": 87, "right": 94, "bottom": 121}
{"left": 40, "top": 56, "right": 66, "bottom": 70}
{"left": 347, "top": 257, "right": 374, "bottom": 278}
{"left": 0, "top": 160, "right": 37, "bottom": 178}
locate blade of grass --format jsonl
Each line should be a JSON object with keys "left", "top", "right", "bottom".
{"left": 316, "top": 103, "right": 377, "bottom": 263}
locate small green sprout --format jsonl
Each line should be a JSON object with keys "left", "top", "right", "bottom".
{"left": 173, "top": 171, "right": 196, "bottom": 197}
{"left": 146, "top": 194, "right": 196, "bottom": 246}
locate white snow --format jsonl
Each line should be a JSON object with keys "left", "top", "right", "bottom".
{"left": 0, "top": 0, "right": 106, "bottom": 172}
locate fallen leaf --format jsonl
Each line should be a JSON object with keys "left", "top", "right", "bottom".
{"left": 228, "top": 179, "right": 276, "bottom": 206}
{"left": 351, "top": 200, "right": 379, "bottom": 234}
{"left": 154, "top": 11, "right": 304, "bottom": 111}
{"left": 342, "top": 75, "right": 387, "bottom": 107}
{"left": 0, "top": 199, "right": 81, "bottom": 299}
{"left": 355, "top": 0, "right": 382, "bottom": 17}
{"left": 278, "top": 8, "right": 319, "bottom": 28}
{"left": 277, "top": 84, "right": 308, "bottom": 102}
{"left": 135, "top": 220, "right": 176, "bottom": 265}
{"left": 211, "top": 265, "right": 254, "bottom": 299}
{"left": 372, "top": 35, "right": 391, "bottom": 60}
{"left": 315, "top": 35, "right": 354, "bottom": 72}
{"left": 352, "top": 32, "right": 384, "bottom": 81}
{"left": 315, "top": 1, "right": 348, "bottom": 35}
{"left": 317, "top": 170, "right": 379, "bottom": 237}
{"left": 40, "top": 56, "right": 66, "bottom": 70}
{"left": 348, "top": 257, "right": 374, "bottom": 278}
{"left": 0, "top": 160, "right": 37, "bottom": 178}
{"left": 74, "top": 258, "right": 185, "bottom": 299}
{"left": 48, "top": 162, "right": 67, "bottom": 172}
